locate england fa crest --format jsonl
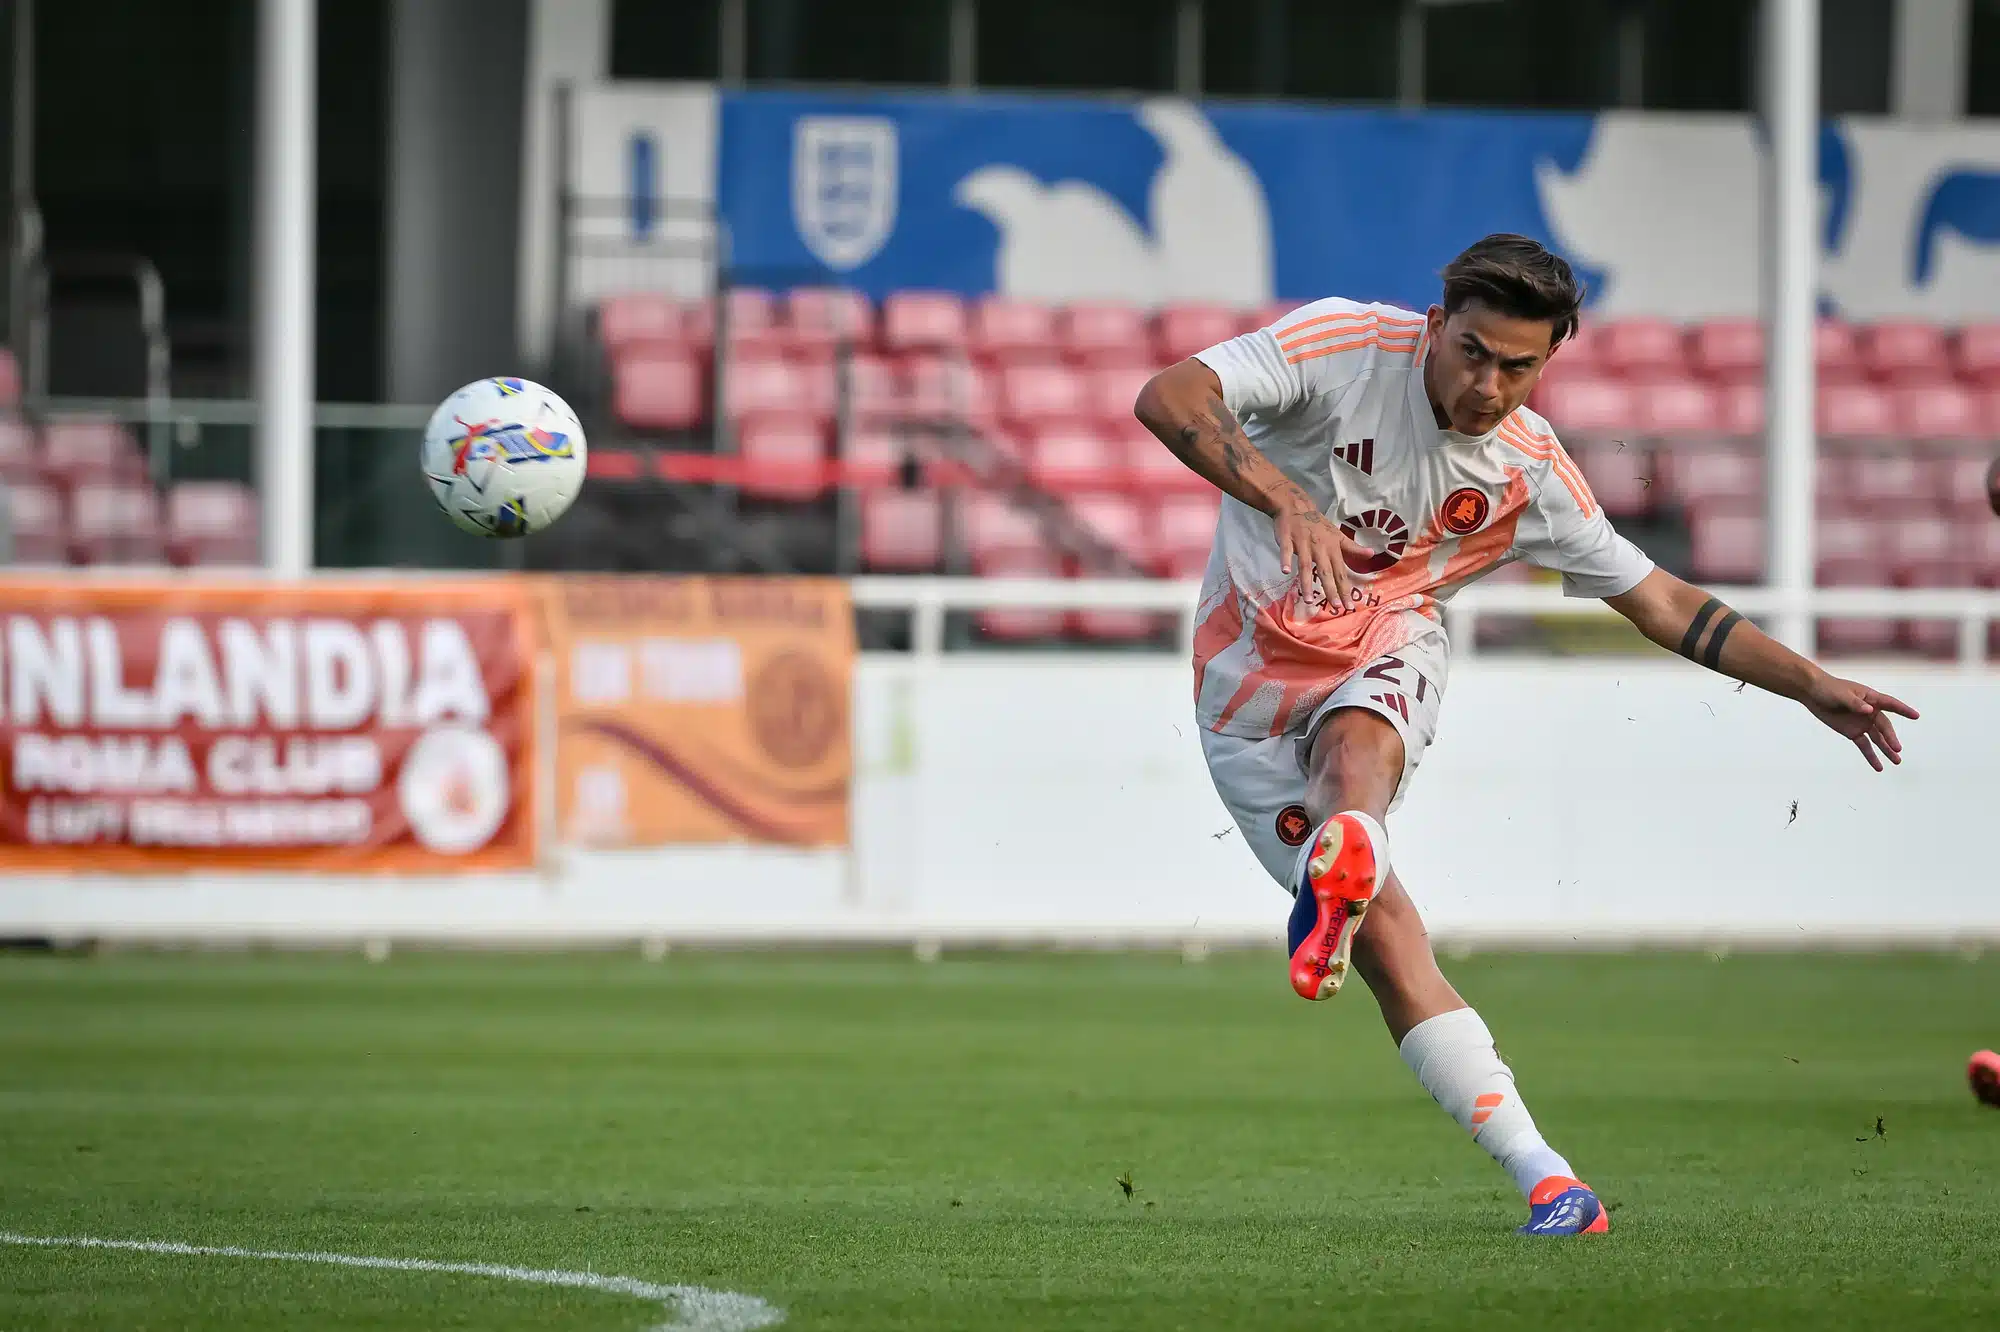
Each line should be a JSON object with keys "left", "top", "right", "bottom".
{"left": 792, "top": 116, "right": 898, "bottom": 272}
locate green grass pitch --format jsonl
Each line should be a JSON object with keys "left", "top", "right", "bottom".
{"left": 1, "top": 948, "right": 1996, "bottom": 1329}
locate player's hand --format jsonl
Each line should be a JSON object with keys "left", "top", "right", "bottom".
{"left": 1800, "top": 672, "right": 1919, "bottom": 771}
{"left": 1271, "top": 494, "right": 1356, "bottom": 616}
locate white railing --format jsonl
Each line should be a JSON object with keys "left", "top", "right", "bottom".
{"left": 851, "top": 576, "right": 2000, "bottom": 671}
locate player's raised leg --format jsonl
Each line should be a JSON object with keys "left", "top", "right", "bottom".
{"left": 1300, "top": 706, "right": 1608, "bottom": 1236}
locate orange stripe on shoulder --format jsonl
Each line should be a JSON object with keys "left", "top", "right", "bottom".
{"left": 1275, "top": 309, "right": 1424, "bottom": 349}
{"left": 1284, "top": 331, "right": 1422, "bottom": 366}
{"left": 1498, "top": 420, "right": 1597, "bottom": 517}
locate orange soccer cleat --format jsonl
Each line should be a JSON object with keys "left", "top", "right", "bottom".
{"left": 1520, "top": 1175, "right": 1610, "bottom": 1236}
{"left": 1971, "top": 1050, "right": 2000, "bottom": 1109}
{"left": 1285, "top": 812, "right": 1383, "bottom": 1001}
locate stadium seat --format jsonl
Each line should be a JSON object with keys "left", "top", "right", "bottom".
{"left": 165, "top": 482, "right": 260, "bottom": 565}
{"left": 597, "top": 294, "right": 684, "bottom": 352}
{"left": 859, "top": 490, "right": 943, "bottom": 571}
{"left": 1086, "top": 364, "right": 1156, "bottom": 430}
{"left": 0, "top": 421, "right": 37, "bottom": 483}
{"left": 1886, "top": 516, "right": 1959, "bottom": 583}
{"left": 1953, "top": 324, "right": 2000, "bottom": 386}
{"left": 969, "top": 548, "right": 1065, "bottom": 642}
{"left": 1847, "top": 453, "right": 1935, "bottom": 518}
{"left": 1114, "top": 420, "right": 1208, "bottom": 496}
{"left": 69, "top": 482, "right": 163, "bottom": 564}
{"left": 611, "top": 351, "right": 706, "bottom": 431}
{"left": 1060, "top": 302, "right": 1151, "bottom": 367}
{"left": 722, "top": 355, "right": 836, "bottom": 422}
{"left": 1026, "top": 425, "right": 1118, "bottom": 493}
{"left": 1154, "top": 492, "right": 1220, "bottom": 576}
{"left": 1859, "top": 321, "right": 1953, "bottom": 385}
{"left": 1154, "top": 303, "right": 1240, "bottom": 364}
{"left": 1067, "top": 493, "right": 1152, "bottom": 567}
{"left": 1688, "top": 318, "right": 1764, "bottom": 383}
{"left": 1545, "top": 320, "right": 1603, "bottom": 378}
{"left": 721, "top": 288, "right": 778, "bottom": 334}
{"left": 1597, "top": 318, "right": 1687, "bottom": 379}
{"left": 1533, "top": 377, "right": 1634, "bottom": 439}
{"left": 839, "top": 427, "right": 912, "bottom": 488}
{"left": 1890, "top": 383, "right": 1986, "bottom": 441}
{"left": 840, "top": 352, "right": 905, "bottom": 424}
{"left": 957, "top": 492, "right": 1046, "bottom": 564}
{"left": 999, "top": 363, "right": 1089, "bottom": 429}
{"left": 881, "top": 291, "right": 968, "bottom": 351}
{"left": 785, "top": 287, "right": 874, "bottom": 351}
{"left": 1816, "top": 383, "right": 1894, "bottom": 438}
{"left": 900, "top": 354, "right": 995, "bottom": 426}
{"left": 1973, "top": 519, "right": 2000, "bottom": 586}
{"left": 41, "top": 421, "right": 144, "bottom": 486}
{"left": 1814, "top": 517, "right": 1884, "bottom": 583}
{"left": 1716, "top": 381, "right": 1765, "bottom": 439}
{"left": 2, "top": 481, "right": 67, "bottom": 563}
{"left": 1659, "top": 448, "right": 1761, "bottom": 511}
{"left": 1814, "top": 454, "right": 1861, "bottom": 518}
{"left": 1816, "top": 321, "right": 1863, "bottom": 383}
{"left": 966, "top": 297, "right": 1057, "bottom": 364}
{"left": 1572, "top": 442, "right": 1653, "bottom": 519}
{"left": 1633, "top": 378, "right": 1719, "bottom": 438}
{"left": 1937, "top": 452, "right": 1998, "bottom": 520}
{"left": 1687, "top": 506, "right": 1765, "bottom": 582}
{"left": 737, "top": 416, "right": 828, "bottom": 501}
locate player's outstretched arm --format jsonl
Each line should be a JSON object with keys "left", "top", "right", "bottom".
{"left": 1136, "top": 359, "right": 1355, "bottom": 608}
{"left": 1604, "top": 569, "right": 1919, "bottom": 771}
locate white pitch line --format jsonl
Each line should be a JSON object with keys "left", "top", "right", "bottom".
{"left": 0, "top": 1231, "right": 785, "bottom": 1332}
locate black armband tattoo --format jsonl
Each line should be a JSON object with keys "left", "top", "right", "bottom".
{"left": 1678, "top": 597, "right": 1724, "bottom": 661}
{"left": 1701, "top": 609, "right": 1743, "bottom": 669}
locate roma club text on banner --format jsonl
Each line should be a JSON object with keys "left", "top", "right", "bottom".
{"left": 544, "top": 577, "right": 854, "bottom": 849}
{"left": 0, "top": 577, "right": 542, "bottom": 872}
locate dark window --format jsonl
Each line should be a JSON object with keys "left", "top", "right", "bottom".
{"left": 610, "top": 0, "right": 721, "bottom": 81}
{"left": 1641, "top": 0, "right": 1756, "bottom": 112}
{"left": 1206, "top": 0, "right": 1402, "bottom": 103}
{"left": 1423, "top": 0, "right": 1621, "bottom": 111}
{"left": 1971, "top": 0, "right": 2000, "bottom": 117}
{"left": 748, "top": 0, "right": 950, "bottom": 85}
{"left": 978, "top": 0, "right": 1178, "bottom": 93}
{"left": 1818, "top": 0, "right": 1892, "bottom": 114}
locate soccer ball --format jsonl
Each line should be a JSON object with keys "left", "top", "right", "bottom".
{"left": 421, "top": 377, "right": 587, "bottom": 538}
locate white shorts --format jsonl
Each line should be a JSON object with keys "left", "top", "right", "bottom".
{"left": 1198, "top": 640, "right": 1447, "bottom": 888}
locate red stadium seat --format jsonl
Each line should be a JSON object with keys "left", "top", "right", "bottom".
{"left": 598, "top": 294, "right": 684, "bottom": 351}
{"left": 1597, "top": 318, "right": 1687, "bottom": 379}
{"left": 1633, "top": 378, "right": 1719, "bottom": 438}
{"left": 1572, "top": 442, "right": 1653, "bottom": 519}
{"left": 1533, "top": 378, "right": 1635, "bottom": 439}
{"left": 721, "top": 288, "right": 777, "bottom": 333}
{"left": 0, "top": 421, "right": 38, "bottom": 483}
{"left": 860, "top": 491, "right": 943, "bottom": 571}
{"left": 1659, "top": 449, "right": 1761, "bottom": 510}
{"left": 1954, "top": 324, "right": 2000, "bottom": 386}
{"left": 999, "top": 363, "right": 1088, "bottom": 429}
{"left": 3, "top": 481, "right": 67, "bottom": 563}
{"left": 1847, "top": 453, "right": 1933, "bottom": 519}
{"left": 1687, "top": 507, "right": 1765, "bottom": 582}
{"left": 1115, "top": 420, "right": 1208, "bottom": 495}
{"left": 1891, "top": 519, "right": 1971, "bottom": 656}
{"left": 838, "top": 427, "right": 903, "bottom": 487}
{"left": 1060, "top": 301, "right": 1150, "bottom": 367}
{"left": 0, "top": 347, "right": 19, "bottom": 407}
{"left": 1972, "top": 518, "right": 2000, "bottom": 587}
{"left": 165, "top": 481, "right": 259, "bottom": 565}
{"left": 1086, "top": 364, "right": 1156, "bottom": 429}
{"left": 1859, "top": 321, "right": 1953, "bottom": 385}
{"left": 41, "top": 421, "right": 144, "bottom": 486}
{"left": 737, "top": 416, "right": 827, "bottom": 501}
{"left": 1154, "top": 303, "right": 1240, "bottom": 364}
{"left": 840, "top": 353, "right": 904, "bottom": 424}
{"left": 1816, "top": 383, "right": 1894, "bottom": 438}
{"left": 1545, "top": 320, "right": 1602, "bottom": 378}
{"left": 612, "top": 351, "right": 706, "bottom": 431}
{"left": 1716, "top": 382, "right": 1766, "bottom": 439}
{"left": 69, "top": 482, "right": 163, "bottom": 564}
{"left": 881, "top": 291, "right": 967, "bottom": 351}
{"left": 1815, "top": 454, "right": 1861, "bottom": 519}
{"left": 1154, "top": 492, "right": 1220, "bottom": 576}
{"left": 966, "top": 297, "right": 1056, "bottom": 364}
{"left": 1815, "top": 518, "right": 1896, "bottom": 654}
{"left": 785, "top": 288, "right": 874, "bottom": 351}
{"left": 1688, "top": 319, "right": 1764, "bottom": 383}
{"left": 1065, "top": 497, "right": 1162, "bottom": 644}
{"left": 1937, "top": 453, "right": 1998, "bottom": 519}
{"left": 900, "top": 354, "right": 995, "bottom": 425}
{"left": 958, "top": 492, "right": 1045, "bottom": 563}
{"left": 722, "top": 355, "right": 836, "bottom": 422}
{"left": 1891, "top": 383, "right": 1986, "bottom": 441}
{"left": 1026, "top": 425, "right": 1117, "bottom": 493}
{"left": 1815, "top": 321, "right": 1863, "bottom": 383}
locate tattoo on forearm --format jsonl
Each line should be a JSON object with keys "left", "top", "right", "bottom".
{"left": 1678, "top": 596, "right": 1743, "bottom": 670}
{"left": 1175, "top": 393, "right": 1255, "bottom": 485}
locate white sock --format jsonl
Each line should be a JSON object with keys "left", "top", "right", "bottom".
{"left": 1398, "top": 1007, "right": 1576, "bottom": 1198}
{"left": 1290, "top": 809, "right": 1391, "bottom": 895}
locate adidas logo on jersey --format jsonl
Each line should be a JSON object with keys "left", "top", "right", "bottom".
{"left": 1334, "top": 438, "right": 1374, "bottom": 475}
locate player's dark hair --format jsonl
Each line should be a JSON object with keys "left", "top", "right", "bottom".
{"left": 1440, "top": 234, "right": 1585, "bottom": 350}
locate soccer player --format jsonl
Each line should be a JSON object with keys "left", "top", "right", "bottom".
{"left": 1134, "top": 234, "right": 1918, "bottom": 1237}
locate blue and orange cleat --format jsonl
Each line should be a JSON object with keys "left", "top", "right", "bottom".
{"left": 1971, "top": 1050, "right": 2000, "bottom": 1108}
{"left": 1519, "top": 1175, "right": 1610, "bottom": 1236}
{"left": 1286, "top": 812, "right": 1382, "bottom": 1000}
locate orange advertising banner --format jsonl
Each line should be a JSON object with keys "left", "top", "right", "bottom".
{"left": 543, "top": 577, "right": 853, "bottom": 848}
{"left": 0, "top": 576, "right": 542, "bottom": 872}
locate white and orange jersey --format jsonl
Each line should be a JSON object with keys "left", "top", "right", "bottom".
{"left": 1189, "top": 297, "right": 1655, "bottom": 739}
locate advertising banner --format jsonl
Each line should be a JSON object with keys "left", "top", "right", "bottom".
{"left": 0, "top": 577, "right": 542, "bottom": 872}
{"left": 544, "top": 576, "right": 853, "bottom": 848}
